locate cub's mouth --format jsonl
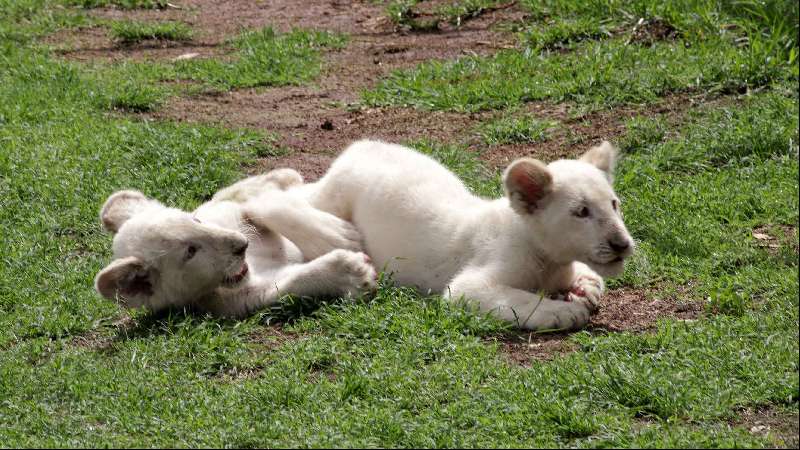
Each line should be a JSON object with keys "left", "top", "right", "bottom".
{"left": 588, "top": 256, "right": 626, "bottom": 277}
{"left": 223, "top": 261, "right": 249, "bottom": 286}
{"left": 590, "top": 256, "right": 625, "bottom": 265}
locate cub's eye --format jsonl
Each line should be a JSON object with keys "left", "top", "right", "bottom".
{"left": 573, "top": 206, "right": 591, "bottom": 218}
{"left": 612, "top": 199, "right": 618, "bottom": 210}
{"left": 185, "top": 244, "right": 198, "bottom": 261}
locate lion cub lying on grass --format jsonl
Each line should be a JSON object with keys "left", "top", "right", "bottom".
{"left": 299, "top": 140, "right": 634, "bottom": 331}
{"left": 95, "top": 169, "right": 376, "bottom": 318}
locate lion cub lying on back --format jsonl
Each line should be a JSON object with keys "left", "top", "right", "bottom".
{"left": 297, "top": 140, "right": 634, "bottom": 331}
{"left": 95, "top": 169, "right": 376, "bottom": 318}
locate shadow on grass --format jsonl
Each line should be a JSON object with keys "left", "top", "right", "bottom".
{"left": 108, "top": 293, "right": 345, "bottom": 343}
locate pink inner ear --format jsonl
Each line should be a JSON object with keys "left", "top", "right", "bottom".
{"left": 122, "top": 273, "right": 153, "bottom": 297}
{"left": 512, "top": 170, "right": 543, "bottom": 208}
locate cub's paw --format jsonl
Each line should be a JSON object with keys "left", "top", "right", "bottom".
{"left": 212, "top": 169, "right": 303, "bottom": 203}
{"left": 262, "top": 168, "right": 304, "bottom": 190}
{"left": 321, "top": 249, "right": 377, "bottom": 297}
{"left": 567, "top": 272, "right": 604, "bottom": 311}
{"left": 548, "top": 299, "right": 593, "bottom": 330}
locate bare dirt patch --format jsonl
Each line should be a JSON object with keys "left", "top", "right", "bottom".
{"left": 52, "top": 1, "right": 734, "bottom": 174}
{"left": 592, "top": 286, "right": 701, "bottom": 332}
{"left": 244, "top": 323, "right": 301, "bottom": 350}
{"left": 753, "top": 224, "right": 799, "bottom": 256}
{"left": 493, "top": 285, "right": 703, "bottom": 366}
{"left": 490, "top": 331, "right": 578, "bottom": 364}
{"left": 69, "top": 316, "right": 134, "bottom": 351}
{"left": 626, "top": 18, "right": 680, "bottom": 46}
{"left": 734, "top": 405, "right": 800, "bottom": 448}
{"left": 210, "top": 324, "right": 304, "bottom": 382}
{"left": 50, "top": 0, "right": 401, "bottom": 62}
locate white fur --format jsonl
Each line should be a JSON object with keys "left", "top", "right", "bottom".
{"left": 95, "top": 169, "right": 376, "bottom": 318}
{"left": 293, "top": 140, "right": 634, "bottom": 331}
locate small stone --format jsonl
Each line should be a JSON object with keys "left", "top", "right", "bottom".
{"left": 173, "top": 52, "right": 200, "bottom": 61}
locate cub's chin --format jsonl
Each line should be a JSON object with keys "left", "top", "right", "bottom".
{"left": 588, "top": 258, "right": 625, "bottom": 278}
{"left": 222, "top": 261, "right": 249, "bottom": 287}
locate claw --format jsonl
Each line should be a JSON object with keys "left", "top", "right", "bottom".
{"left": 570, "top": 286, "right": 587, "bottom": 297}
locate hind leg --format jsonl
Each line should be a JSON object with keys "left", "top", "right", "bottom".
{"left": 203, "top": 249, "right": 377, "bottom": 318}
{"left": 242, "top": 191, "right": 363, "bottom": 260}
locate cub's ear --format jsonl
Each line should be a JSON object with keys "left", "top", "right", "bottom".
{"left": 580, "top": 141, "right": 618, "bottom": 181}
{"left": 503, "top": 158, "right": 553, "bottom": 214}
{"left": 94, "top": 256, "right": 156, "bottom": 308}
{"left": 100, "top": 190, "right": 157, "bottom": 233}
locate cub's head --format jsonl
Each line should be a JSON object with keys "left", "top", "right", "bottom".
{"left": 94, "top": 190, "right": 250, "bottom": 312}
{"left": 503, "top": 141, "right": 634, "bottom": 277}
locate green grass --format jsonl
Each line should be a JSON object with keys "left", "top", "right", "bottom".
{"left": 520, "top": 0, "right": 799, "bottom": 55}
{"left": 524, "top": 16, "right": 614, "bottom": 51}
{"left": 163, "top": 27, "right": 347, "bottom": 89}
{"left": 476, "top": 114, "right": 557, "bottom": 145}
{"left": 1, "top": 0, "right": 798, "bottom": 447}
{"left": 36, "top": 26, "right": 348, "bottom": 112}
{"left": 0, "top": 0, "right": 93, "bottom": 44}
{"left": 614, "top": 93, "right": 799, "bottom": 290}
{"left": 365, "top": 0, "right": 798, "bottom": 111}
{"left": 365, "top": 36, "right": 796, "bottom": 111}
{"left": 78, "top": 27, "right": 348, "bottom": 111}
{"left": 109, "top": 20, "right": 192, "bottom": 44}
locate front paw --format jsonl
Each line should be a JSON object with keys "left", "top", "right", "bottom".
{"left": 525, "top": 299, "right": 593, "bottom": 331}
{"left": 567, "top": 273, "right": 604, "bottom": 311}
{"left": 262, "top": 168, "right": 304, "bottom": 190}
{"left": 560, "top": 298, "right": 593, "bottom": 329}
{"left": 322, "top": 249, "right": 377, "bottom": 297}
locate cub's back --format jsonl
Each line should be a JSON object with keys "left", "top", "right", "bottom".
{"left": 311, "top": 140, "right": 483, "bottom": 291}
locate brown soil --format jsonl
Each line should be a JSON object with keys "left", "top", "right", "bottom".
{"left": 734, "top": 405, "right": 800, "bottom": 448}
{"left": 753, "top": 224, "right": 799, "bottom": 256}
{"left": 69, "top": 316, "right": 134, "bottom": 351}
{"left": 493, "top": 285, "right": 703, "bottom": 366}
{"left": 491, "top": 331, "right": 578, "bottom": 364}
{"left": 592, "top": 285, "right": 702, "bottom": 332}
{"left": 244, "top": 322, "right": 301, "bottom": 349}
{"left": 627, "top": 18, "right": 680, "bottom": 46}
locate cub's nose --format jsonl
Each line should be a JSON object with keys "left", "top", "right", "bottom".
{"left": 609, "top": 239, "right": 631, "bottom": 254}
{"left": 233, "top": 240, "right": 248, "bottom": 257}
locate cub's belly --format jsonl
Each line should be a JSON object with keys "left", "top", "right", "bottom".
{"left": 355, "top": 206, "right": 457, "bottom": 294}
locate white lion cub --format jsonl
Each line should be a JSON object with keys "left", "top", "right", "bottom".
{"left": 95, "top": 169, "right": 376, "bottom": 318}
{"left": 299, "top": 140, "right": 634, "bottom": 330}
